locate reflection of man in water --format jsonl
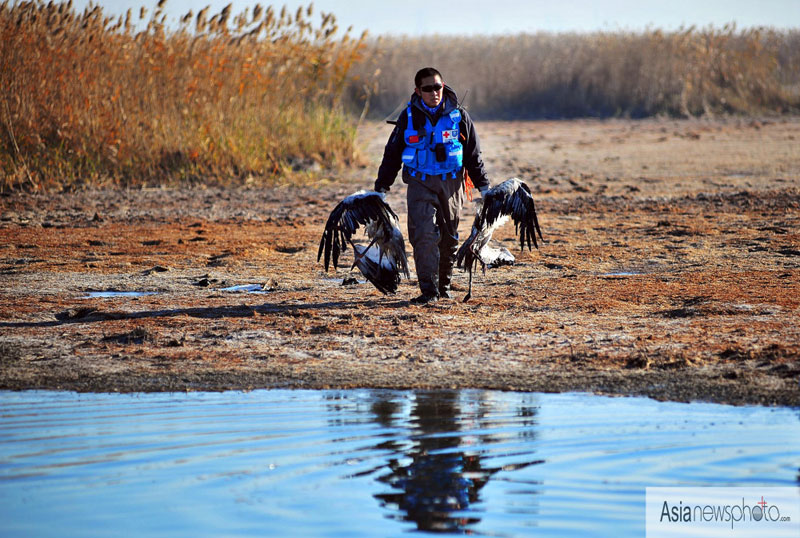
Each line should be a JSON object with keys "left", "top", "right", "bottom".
{"left": 372, "top": 392, "right": 495, "bottom": 532}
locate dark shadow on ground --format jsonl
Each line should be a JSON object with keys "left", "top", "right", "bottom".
{"left": 0, "top": 296, "right": 423, "bottom": 329}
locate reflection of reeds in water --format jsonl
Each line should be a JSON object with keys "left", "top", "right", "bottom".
{"left": 354, "top": 26, "right": 800, "bottom": 120}
{"left": 0, "top": 1, "right": 367, "bottom": 191}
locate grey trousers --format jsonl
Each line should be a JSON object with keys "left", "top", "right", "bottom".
{"left": 404, "top": 170, "right": 466, "bottom": 296}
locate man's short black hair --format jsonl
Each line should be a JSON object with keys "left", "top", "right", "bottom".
{"left": 415, "top": 67, "right": 442, "bottom": 88}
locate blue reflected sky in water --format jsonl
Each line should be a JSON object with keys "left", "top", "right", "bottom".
{"left": 0, "top": 390, "right": 798, "bottom": 537}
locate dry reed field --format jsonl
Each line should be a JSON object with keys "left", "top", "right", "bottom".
{"left": 1, "top": 0, "right": 367, "bottom": 191}
{"left": 2, "top": 1, "right": 800, "bottom": 191}
{"left": 357, "top": 28, "right": 800, "bottom": 120}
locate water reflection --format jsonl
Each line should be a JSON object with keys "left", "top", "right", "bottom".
{"left": 368, "top": 391, "right": 543, "bottom": 533}
{"left": 2, "top": 390, "right": 797, "bottom": 537}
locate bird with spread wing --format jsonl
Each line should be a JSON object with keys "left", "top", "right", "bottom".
{"left": 456, "top": 177, "right": 544, "bottom": 301}
{"left": 317, "top": 191, "right": 410, "bottom": 294}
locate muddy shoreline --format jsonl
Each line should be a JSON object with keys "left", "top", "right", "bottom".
{"left": 1, "top": 118, "right": 799, "bottom": 405}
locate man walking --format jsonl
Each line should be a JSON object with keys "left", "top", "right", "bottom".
{"left": 375, "top": 67, "right": 491, "bottom": 304}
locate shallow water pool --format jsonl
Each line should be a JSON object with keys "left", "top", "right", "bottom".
{"left": 82, "top": 290, "right": 159, "bottom": 299}
{"left": 0, "top": 390, "right": 797, "bottom": 536}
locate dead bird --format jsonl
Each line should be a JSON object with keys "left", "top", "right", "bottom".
{"left": 456, "top": 177, "right": 544, "bottom": 301}
{"left": 318, "top": 191, "right": 410, "bottom": 294}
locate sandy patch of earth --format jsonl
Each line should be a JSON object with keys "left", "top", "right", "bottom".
{"left": 1, "top": 117, "right": 798, "bottom": 405}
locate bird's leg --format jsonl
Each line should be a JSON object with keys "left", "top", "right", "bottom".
{"left": 345, "top": 237, "right": 360, "bottom": 271}
{"left": 349, "top": 233, "right": 381, "bottom": 270}
{"left": 463, "top": 261, "right": 475, "bottom": 302}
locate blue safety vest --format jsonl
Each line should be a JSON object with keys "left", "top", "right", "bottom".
{"left": 401, "top": 103, "right": 463, "bottom": 180}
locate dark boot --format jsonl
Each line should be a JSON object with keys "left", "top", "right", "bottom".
{"left": 417, "top": 272, "right": 439, "bottom": 300}
{"left": 411, "top": 293, "right": 439, "bottom": 304}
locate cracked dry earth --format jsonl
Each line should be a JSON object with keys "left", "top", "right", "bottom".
{"left": 1, "top": 118, "right": 799, "bottom": 405}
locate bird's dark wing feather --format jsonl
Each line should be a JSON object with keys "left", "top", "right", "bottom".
{"left": 480, "top": 179, "right": 544, "bottom": 252}
{"left": 317, "top": 191, "right": 399, "bottom": 271}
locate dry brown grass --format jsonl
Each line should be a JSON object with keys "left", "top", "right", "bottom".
{"left": 353, "top": 26, "right": 800, "bottom": 120}
{"left": 0, "top": 0, "right": 368, "bottom": 191}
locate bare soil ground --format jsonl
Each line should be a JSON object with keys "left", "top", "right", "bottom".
{"left": 1, "top": 118, "right": 799, "bottom": 405}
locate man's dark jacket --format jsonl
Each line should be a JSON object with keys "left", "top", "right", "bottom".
{"left": 374, "top": 85, "right": 490, "bottom": 193}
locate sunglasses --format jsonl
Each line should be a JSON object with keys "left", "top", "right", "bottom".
{"left": 419, "top": 83, "right": 443, "bottom": 93}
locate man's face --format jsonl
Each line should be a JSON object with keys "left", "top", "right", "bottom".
{"left": 415, "top": 74, "right": 444, "bottom": 108}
